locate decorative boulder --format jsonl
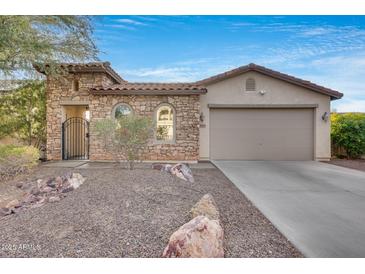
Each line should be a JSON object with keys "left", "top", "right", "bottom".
{"left": 68, "top": 173, "right": 85, "bottom": 189}
{"left": 170, "top": 163, "right": 194, "bottom": 183}
{"left": 46, "top": 177, "right": 56, "bottom": 188}
{"left": 1, "top": 172, "right": 86, "bottom": 218}
{"left": 22, "top": 193, "right": 38, "bottom": 204}
{"left": 6, "top": 199, "right": 22, "bottom": 209}
{"left": 61, "top": 185, "right": 74, "bottom": 193}
{"left": 0, "top": 207, "right": 13, "bottom": 217}
{"left": 152, "top": 163, "right": 164, "bottom": 170}
{"left": 48, "top": 196, "right": 61, "bottom": 203}
{"left": 190, "top": 194, "right": 220, "bottom": 221}
{"left": 162, "top": 215, "right": 224, "bottom": 258}
{"left": 29, "top": 186, "right": 40, "bottom": 196}
{"left": 152, "top": 163, "right": 172, "bottom": 172}
{"left": 54, "top": 176, "right": 63, "bottom": 188}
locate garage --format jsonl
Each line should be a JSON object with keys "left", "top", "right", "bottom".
{"left": 210, "top": 108, "right": 314, "bottom": 160}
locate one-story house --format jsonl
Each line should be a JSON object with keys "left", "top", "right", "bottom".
{"left": 35, "top": 62, "right": 343, "bottom": 162}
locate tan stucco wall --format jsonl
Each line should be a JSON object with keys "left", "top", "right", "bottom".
{"left": 199, "top": 71, "right": 332, "bottom": 161}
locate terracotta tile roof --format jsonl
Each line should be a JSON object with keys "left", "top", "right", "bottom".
{"left": 34, "top": 62, "right": 125, "bottom": 84}
{"left": 35, "top": 61, "right": 343, "bottom": 99}
{"left": 196, "top": 63, "right": 343, "bottom": 100}
{"left": 90, "top": 82, "right": 207, "bottom": 95}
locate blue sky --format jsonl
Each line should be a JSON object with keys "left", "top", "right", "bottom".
{"left": 94, "top": 16, "right": 365, "bottom": 112}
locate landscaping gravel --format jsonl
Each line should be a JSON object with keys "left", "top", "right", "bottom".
{"left": 325, "top": 159, "right": 365, "bottom": 172}
{"left": 0, "top": 164, "right": 302, "bottom": 257}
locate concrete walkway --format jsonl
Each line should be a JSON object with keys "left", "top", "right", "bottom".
{"left": 213, "top": 160, "right": 365, "bottom": 257}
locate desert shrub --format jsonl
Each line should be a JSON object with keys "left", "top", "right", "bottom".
{"left": 0, "top": 145, "right": 39, "bottom": 181}
{"left": 94, "top": 115, "right": 154, "bottom": 170}
{"left": 331, "top": 113, "right": 365, "bottom": 159}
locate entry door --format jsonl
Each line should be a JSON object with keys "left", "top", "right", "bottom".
{"left": 62, "top": 117, "right": 90, "bottom": 160}
{"left": 210, "top": 108, "right": 314, "bottom": 160}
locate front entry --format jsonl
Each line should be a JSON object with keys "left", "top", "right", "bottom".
{"left": 62, "top": 117, "right": 89, "bottom": 160}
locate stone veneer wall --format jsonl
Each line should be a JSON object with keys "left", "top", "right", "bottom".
{"left": 46, "top": 72, "right": 200, "bottom": 161}
{"left": 89, "top": 94, "right": 200, "bottom": 161}
{"left": 46, "top": 72, "right": 116, "bottom": 160}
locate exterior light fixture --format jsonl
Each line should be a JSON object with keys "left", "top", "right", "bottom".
{"left": 322, "top": 112, "right": 329, "bottom": 122}
{"left": 259, "top": 90, "right": 266, "bottom": 95}
{"left": 200, "top": 112, "right": 205, "bottom": 122}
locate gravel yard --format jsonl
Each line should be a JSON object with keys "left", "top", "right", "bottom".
{"left": 0, "top": 163, "right": 301, "bottom": 257}
{"left": 325, "top": 159, "right": 365, "bottom": 172}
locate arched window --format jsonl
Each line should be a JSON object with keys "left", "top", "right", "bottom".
{"left": 112, "top": 103, "right": 133, "bottom": 119}
{"left": 155, "top": 104, "right": 175, "bottom": 142}
{"left": 245, "top": 78, "right": 256, "bottom": 91}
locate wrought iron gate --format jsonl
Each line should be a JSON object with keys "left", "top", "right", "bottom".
{"left": 62, "top": 117, "right": 89, "bottom": 160}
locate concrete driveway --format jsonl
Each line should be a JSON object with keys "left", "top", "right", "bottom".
{"left": 213, "top": 160, "right": 365, "bottom": 257}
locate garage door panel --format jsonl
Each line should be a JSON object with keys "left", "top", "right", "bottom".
{"left": 210, "top": 109, "right": 314, "bottom": 160}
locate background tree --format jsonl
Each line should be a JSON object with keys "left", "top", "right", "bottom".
{"left": 95, "top": 116, "right": 155, "bottom": 170}
{"left": 0, "top": 16, "right": 98, "bottom": 81}
{"left": 331, "top": 112, "right": 365, "bottom": 159}
{"left": 0, "top": 81, "right": 46, "bottom": 147}
{"left": 0, "top": 16, "right": 99, "bottom": 154}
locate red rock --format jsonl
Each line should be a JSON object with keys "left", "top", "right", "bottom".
{"left": 41, "top": 186, "right": 54, "bottom": 193}
{"left": 170, "top": 163, "right": 194, "bottom": 182}
{"left": 46, "top": 177, "right": 56, "bottom": 188}
{"left": 61, "top": 186, "right": 74, "bottom": 193}
{"left": 162, "top": 215, "right": 224, "bottom": 258}
{"left": 190, "top": 194, "right": 220, "bottom": 221}
{"left": 23, "top": 193, "right": 38, "bottom": 204}
{"left": 29, "top": 186, "right": 40, "bottom": 195}
{"left": 48, "top": 196, "right": 61, "bottom": 203}
{"left": 0, "top": 207, "right": 13, "bottom": 217}
{"left": 55, "top": 176, "right": 63, "bottom": 188}
{"left": 152, "top": 163, "right": 164, "bottom": 170}
{"left": 5, "top": 199, "right": 21, "bottom": 209}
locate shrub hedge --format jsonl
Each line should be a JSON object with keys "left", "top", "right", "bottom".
{"left": 331, "top": 113, "right": 365, "bottom": 159}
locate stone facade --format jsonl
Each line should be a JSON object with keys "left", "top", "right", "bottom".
{"left": 46, "top": 71, "right": 200, "bottom": 161}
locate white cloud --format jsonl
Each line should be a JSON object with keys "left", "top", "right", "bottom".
{"left": 333, "top": 99, "right": 365, "bottom": 113}
{"left": 118, "top": 59, "right": 235, "bottom": 82}
{"left": 114, "top": 18, "right": 147, "bottom": 26}
{"left": 107, "top": 24, "right": 136, "bottom": 30}
{"left": 122, "top": 66, "right": 201, "bottom": 82}
{"left": 300, "top": 27, "right": 336, "bottom": 36}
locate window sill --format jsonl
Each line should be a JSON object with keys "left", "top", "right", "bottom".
{"left": 153, "top": 140, "right": 176, "bottom": 145}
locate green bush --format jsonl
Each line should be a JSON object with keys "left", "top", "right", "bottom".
{"left": 331, "top": 113, "right": 365, "bottom": 159}
{"left": 0, "top": 145, "right": 39, "bottom": 181}
{"left": 0, "top": 81, "right": 46, "bottom": 148}
{"left": 94, "top": 115, "right": 154, "bottom": 170}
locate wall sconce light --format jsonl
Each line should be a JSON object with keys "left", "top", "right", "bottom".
{"left": 322, "top": 112, "right": 329, "bottom": 122}
{"left": 200, "top": 112, "right": 205, "bottom": 122}
{"left": 259, "top": 90, "right": 266, "bottom": 96}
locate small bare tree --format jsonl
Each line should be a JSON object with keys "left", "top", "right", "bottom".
{"left": 94, "top": 115, "right": 154, "bottom": 170}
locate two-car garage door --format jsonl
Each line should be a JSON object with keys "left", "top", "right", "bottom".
{"left": 210, "top": 108, "right": 314, "bottom": 160}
